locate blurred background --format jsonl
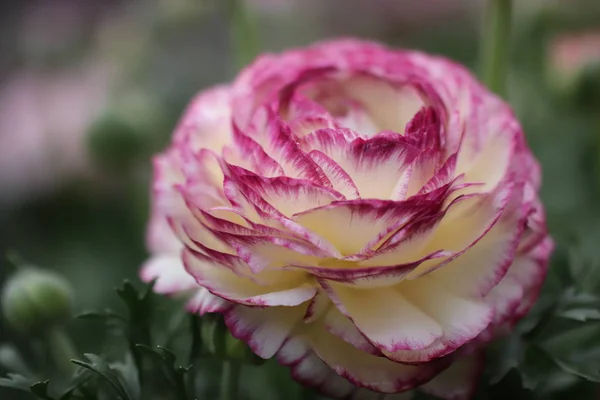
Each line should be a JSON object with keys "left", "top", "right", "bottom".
{"left": 1, "top": 0, "right": 600, "bottom": 398}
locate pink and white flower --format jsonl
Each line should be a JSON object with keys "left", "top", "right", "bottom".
{"left": 141, "top": 39, "right": 552, "bottom": 399}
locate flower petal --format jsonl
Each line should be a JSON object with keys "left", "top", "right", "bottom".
{"left": 225, "top": 304, "right": 307, "bottom": 358}
{"left": 140, "top": 253, "right": 196, "bottom": 294}
{"left": 186, "top": 288, "right": 230, "bottom": 315}
{"left": 322, "top": 281, "right": 443, "bottom": 353}
{"left": 183, "top": 249, "right": 315, "bottom": 306}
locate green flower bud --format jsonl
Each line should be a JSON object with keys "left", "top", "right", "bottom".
{"left": 1, "top": 268, "right": 74, "bottom": 334}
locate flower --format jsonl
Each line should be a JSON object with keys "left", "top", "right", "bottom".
{"left": 141, "top": 39, "right": 552, "bottom": 399}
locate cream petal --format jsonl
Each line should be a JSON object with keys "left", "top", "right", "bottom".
{"left": 384, "top": 277, "right": 492, "bottom": 363}
{"left": 183, "top": 249, "right": 315, "bottom": 307}
{"left": 186, "top": 288, "right": 230, "bottom": 315}
{"left": 140, "top": 253, "right": 196, "bottom": 294}
{"left": 323, "top": 281, "right": 443, "bottom": 353}
{"left": 307, "top": 325, "right": 443, "bottom": 393}
{"left": 225, "top": 304, "right": 307, "bottom": 358}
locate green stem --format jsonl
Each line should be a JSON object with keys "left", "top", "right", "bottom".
{"left": 225, "top": 0, "right": 260, "bottom": 70}
{"left": 219, "top": 360, "right": 241, "bottom": 400}
{"left": 480, "top": 0, "right": 513, "bottom": 97}
{"left": 47, "top": 326, "right": 77, "bottom": 375}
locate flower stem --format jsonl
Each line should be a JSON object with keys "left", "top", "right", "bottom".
{"left": 219, "top": 359, "right": 241, "bottom": 400}
{"left": 225, "top": 0, "right": 260, "bottom": 70}
{"left": 47, "top": 326, "right": 77, "bottom": 376}
{"left": 480, "top": 0, "right": 513, "bottom": 97}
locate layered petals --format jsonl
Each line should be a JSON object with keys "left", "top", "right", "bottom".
{"left": 141, "top": 39, "right": 552, "bottom": 399}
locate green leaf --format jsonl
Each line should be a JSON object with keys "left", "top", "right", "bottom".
{"left": 559, "top": 308, "right": 600, "bottom": 322}
{"left": 116, "top": 280, "right": 155, "bottom": 347}
{"left": 489, "top": 334, "right": 526, "bottom": 384}
{"left": 520, "top": 346, "right": 560, "bottom": 391}
{"left": 0, "top": 373, "right": 37, "bottom": 393}
{"left": 552, "top": 357, "right": 600, "bottom": 382}
{"left": 71, "top": 354, "right": 133, "bottom": 400}
{"left": 135, "top": 345, "right": 191, "bottom": 400}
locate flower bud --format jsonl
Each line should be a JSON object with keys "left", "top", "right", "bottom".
{"left": 1, "top": 268, "right": 74, "bottom": 334}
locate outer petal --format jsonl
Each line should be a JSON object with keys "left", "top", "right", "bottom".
{"left": 322, "top": 281, "right": 444, "bottom": 353}
{"left": 305, "top": 325, "right": 447, "bottom": 393}
{"left": 183, "top": 249, "right": 316, "bottom": 307}
{"left": 140, "top": 253, "right": 197, "bottom": 294}
{"left": 224, "top": 304, "right": 307, "bottom": 358}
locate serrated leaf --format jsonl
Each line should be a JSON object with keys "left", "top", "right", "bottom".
{"left": 71, "top": 354, "right": 133, "bottom": 400}
{"left": 135, "top": 345, "right": 191, "bottom": 400}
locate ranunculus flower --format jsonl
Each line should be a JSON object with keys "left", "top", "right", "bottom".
{"left": 142, "top": 39, "right": 552, "bottom": 399}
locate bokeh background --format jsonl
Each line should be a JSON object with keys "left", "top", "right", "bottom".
{"left": 2, "top": 0, "right": 600, "bottom": 398}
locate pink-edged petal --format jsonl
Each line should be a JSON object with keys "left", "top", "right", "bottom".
{"left": 303, "top": 290, "right": 331, "bottom": 323}
{"left": 172, "top": 85, "right": 232, "bottom": 152}
{"left": 341, "top": 76, "right": 425, "bottom": 134}
{"left": 419, "top": 352, "right": 483, "bottom": 400}
{"left": 419, "top": 153, "right": 458, "bottom": 194}
{"left": 295, "top": 251, "right": 446, "bottom": 287}
{"left": 243, "top": 107, "right": 330, "bottom": 185}
{"left": 456, "top": 114, "right": 517, "bottom": 194}
{"left": 293, "top": 200, "right": 420, "bottom": 257}
{"left": 306, "top": 324, "right": 446, "bottom": 393}
{"left": 307, "top": 150, "right": 360, "bottom": 199}
{"left": 224, "top": 304, "right": 307, "bottom": 359}
{"left": 140, "top": 253, "right": 196, "bottom": 294}
{"left": 404, "top": 106, "right": 443, "bottom": 151}
{"left": 489, "top": 237, "right": 553, "bottom": 325}
{"left": 424, "top": 183, "right": 525, "bottom": 298}
{"left": 146, "top": 213, "right": 182, "bottom": 254}
{"left": 322, "top": 281, "right": 443, "bottom": 353}
{"left": 301, "top": 129, "right": 419, "bottom": 198}
{"left": 323, "top": 306, "right": 381, "bottom": 355}
{"left": 227, "top": 124, "right": 285, "bottom": 177}
{"left": 277, "top": 337, "right": 356, "bottom": 398}
{"left": 407, "top": 180, "right": 520, "bottom": 281}
{"left": 224, "top": 234, "right": 328, "bottom": 272}
{"left": 182, "top": 249, "right": 315, "bottom": 307}
{"left": 186, "top": 288, "right": 230, "bottom": 315}
{"left": 236, "top": 174, "right": 343, "bottom": 217}
{"left": 383, "top": 277, "right": 492, "bottom": 363}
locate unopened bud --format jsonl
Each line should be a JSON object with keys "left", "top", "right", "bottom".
{"left": 1, "top": 268, "right": 74, "bottom": 334}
